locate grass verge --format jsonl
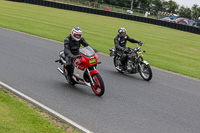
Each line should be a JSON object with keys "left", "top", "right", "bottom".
{"left": 0, "top": 0, "right": 200, "bottom": 79}
{"left": 0, "top": 86, "right": 81, "bottom": 133}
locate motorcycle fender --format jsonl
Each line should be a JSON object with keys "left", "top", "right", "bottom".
{"left": 89, "top": 70, "right": 99, "bottom": 76}
{"left": 142, "top": 60, "right": 149, "bottom": 65}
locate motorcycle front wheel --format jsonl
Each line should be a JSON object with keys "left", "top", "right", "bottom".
{"left": 91, "top": 73, "right": 105, "bottom": 96}
{"left": 139, "top": 63, "right": 152, "bottom": 81}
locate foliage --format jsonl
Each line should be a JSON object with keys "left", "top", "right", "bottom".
{"left": 139, "top": 0, "right": 152, "bottom": 11}
{"left": 151, "top": 0, "right": 164, "bottom": 13}
{"left": 102, "top": 0, "right": 131, "bottom": 7}
{"left": 166, "top": 0, "right": 179, "bottom": 13}
{"left": 178, "top": 6, "right": 192, "bottom": 19}
{"left": 178, "top": 4, "right": 200, "bottom": 21}
{"left": 191, "top": 4, "right": 200, "bottom": 21}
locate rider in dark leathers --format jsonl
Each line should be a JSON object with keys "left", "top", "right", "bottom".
{"left": 64, "top": 27, "right": 90, "bottom": 82}
{"left": 114, "top": 28, "right": 142, "bottom": 68}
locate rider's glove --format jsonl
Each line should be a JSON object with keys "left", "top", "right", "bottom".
{"left": 124, "top": 47, "right": 129, "bottom": 53}
{"left": 138, "top": 41, "right": 143, "bottom": 46}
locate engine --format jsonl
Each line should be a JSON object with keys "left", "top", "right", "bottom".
{"left": 126, "top": 60, "right": 137, "bottom": 73}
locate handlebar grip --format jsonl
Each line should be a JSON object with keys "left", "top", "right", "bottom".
{"left": 138, "top": 42, "right": 143, "bottom": 46}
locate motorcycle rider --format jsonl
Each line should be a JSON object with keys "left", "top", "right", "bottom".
{"left": 114, "top": 27, "right": 142, "bottom": 70}
{"left": 64, "top": 27, "right": 90, "bottom": 82}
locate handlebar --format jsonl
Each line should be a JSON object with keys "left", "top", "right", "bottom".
{"left": 124, "top": 46, "right": 141, "bottom": 54}
{"left": 122, "top": 42, "right": 143, "bottom": 53}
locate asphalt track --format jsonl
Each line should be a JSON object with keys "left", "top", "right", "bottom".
{"left": 1, "top": 28, "right": 200, "bottom": 133}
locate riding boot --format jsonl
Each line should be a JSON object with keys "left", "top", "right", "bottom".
{"left": 66, "top": 65, "right": 73, "bottom": 82}
{"left": 120, "top": 61, "right": 126, "bottom": 71}
{"left": 120, "top": 53, "right": 126, "bottom": 70}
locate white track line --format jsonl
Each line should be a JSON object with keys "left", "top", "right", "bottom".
{"left": 0, "top": 81, "right": 93, "bottom": 133}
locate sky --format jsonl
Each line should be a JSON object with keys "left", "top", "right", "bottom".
{"left": 170, "top": 0, "right": 200, "bottom": 8}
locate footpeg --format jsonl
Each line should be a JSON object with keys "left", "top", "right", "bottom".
{"left": 55, "top": 59, "right": 63, "bottom": 65}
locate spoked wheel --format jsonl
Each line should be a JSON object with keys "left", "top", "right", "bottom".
{"left": 63, "top": 65, "right": 76, "bottom": 85}
{"left": 139, "top": 63, "right": 152, "bottom": 81}
{"left": 113, "top": 56, "right": 124, "bottom": 73}
{"left": 91, "top": 73, "right": 105, "bottom": 96}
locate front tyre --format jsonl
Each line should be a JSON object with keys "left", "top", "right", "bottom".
{"left": 139, "top": 63, "right": 152, "bottom": 81}
{"left": 91, "top": 73, "right": 105, "bottom": 96}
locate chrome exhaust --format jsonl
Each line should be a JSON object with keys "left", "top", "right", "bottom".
{"left": 57, "top": 67, "right": 64, "bottom": 75}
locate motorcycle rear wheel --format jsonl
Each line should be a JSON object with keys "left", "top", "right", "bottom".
{"left": 91, "top": 73, "right": 105, "bottom": 96}
{"left": 139, "top": 63, "right": 152, "bottom": 81}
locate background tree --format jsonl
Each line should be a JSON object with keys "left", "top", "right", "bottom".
{"left": 191, "top": 4, "right": 200, "bottom": 21}
{"left": 139, "top": 0, "right": 152, "bottom": 11}
{"left": 163, "top": 0, "right": 179, "bottom": 13}
{"left": 102, "top": 0, "right": 131, "bottom": 7}
{"left": 161, "top": 0, "right": 168, "bottom": 12}
{"left": 151, "top": 0, "right": 165, "bottom": 12}
{"left": 178, "top": 6, "right": 192, "bottom": 19}
{"left": 132, "top": 0, "right": 140, "bottom": 9}
{"left": 115, "top": 0, "right": 131, "bottom": 7}
{"left": 89, "top": 0, "right": 101, "bottom": 7}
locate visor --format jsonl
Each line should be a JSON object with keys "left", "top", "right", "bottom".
{"left": 74, "top": 34, "right": 82, "bottom": 39}
{"left": 121, "top": 32, "right": 126, "bottom": 37}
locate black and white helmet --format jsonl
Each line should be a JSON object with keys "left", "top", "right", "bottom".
{"left": 118, "top": 27, "right": 126, "bottom": 37}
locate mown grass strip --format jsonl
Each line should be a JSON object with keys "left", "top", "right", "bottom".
{"left": 0, "top": 86, "right": 81, "bottom": 133}
{"left": 0, "top": 0, "right": 200, "bottom": 79}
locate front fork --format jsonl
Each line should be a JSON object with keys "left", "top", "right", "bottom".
{"left": 86, "top": 67, "right": 99, "bottom": 86}
{"left": 138, "top": 59, "right": 149, "bottom": 72}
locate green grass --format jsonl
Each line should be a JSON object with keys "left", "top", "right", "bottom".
{"left": 0, "top": 87, "right": 81, "bottom": 133}
{"left": 0, "top": 0, "right": 200, "bottom": 79}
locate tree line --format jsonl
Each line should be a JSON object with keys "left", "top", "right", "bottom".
{"left": 89, "top": 0, "right": 200, "bottom": 21}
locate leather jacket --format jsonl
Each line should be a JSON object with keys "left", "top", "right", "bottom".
{"left": 64, "top": 34, "right": 89, "bottom": 57}
{"left": 114, "top": 34, "right": 140, "bottom": 51}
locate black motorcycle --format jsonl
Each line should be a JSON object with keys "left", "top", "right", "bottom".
{"left": 109, "top": 43, "right": 152, "bottom": 81}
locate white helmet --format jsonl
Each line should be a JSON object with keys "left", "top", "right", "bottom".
{"left": 71, "top": 27, "right": 82, "bottom": 41}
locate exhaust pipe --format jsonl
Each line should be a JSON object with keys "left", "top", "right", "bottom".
{"left": 57, "top": 67, "right": 64, "bottom": 75}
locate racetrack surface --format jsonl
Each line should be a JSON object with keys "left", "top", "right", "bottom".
{"left": 1, "top": 28, "right": 200, "bottom": 133}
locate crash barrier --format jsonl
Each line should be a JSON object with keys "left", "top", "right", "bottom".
{"left": 8, "top": 0, "right": 200, "bottom": 34}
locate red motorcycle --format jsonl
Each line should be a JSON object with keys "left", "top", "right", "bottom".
{"left": 56, "top": 46, "right": 105, "bottom": 96}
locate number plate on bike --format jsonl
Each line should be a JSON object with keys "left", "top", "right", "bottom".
{"left": 89, "top": 58, "right": 96, "bottom": 64}
{"left": 137, "top": 52, "right": 142, "bottom": 56}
